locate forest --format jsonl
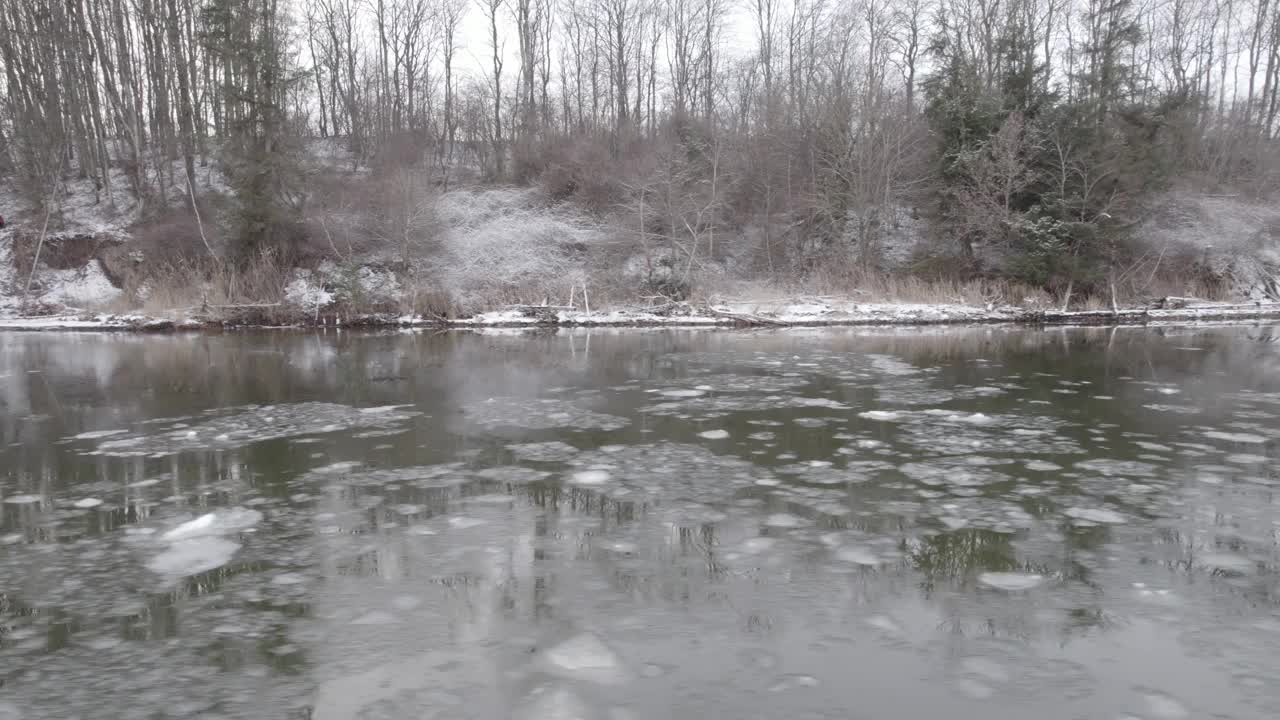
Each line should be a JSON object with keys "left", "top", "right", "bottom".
{"left": 1, "top": 0, "right": 1278, "bottom": 316}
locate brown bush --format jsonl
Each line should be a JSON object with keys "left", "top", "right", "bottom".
{"left": 9, "top": 231, "right": 123, "bottom": 274}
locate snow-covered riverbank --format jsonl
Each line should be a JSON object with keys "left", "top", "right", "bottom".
{"left": 4, "top": 298, "right": 1280, "bottom": 332}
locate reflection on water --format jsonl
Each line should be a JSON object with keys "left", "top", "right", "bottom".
{"left": 2, "top": 326, "right": 1280, "bottom": 719}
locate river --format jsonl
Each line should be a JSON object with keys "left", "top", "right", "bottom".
{"left": 1, "top": 325, "right": 1279, "bottom": 719}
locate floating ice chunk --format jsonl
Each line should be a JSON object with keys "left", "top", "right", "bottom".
{"left": 835, "top": 546, "right": 880, "bottom": 566}
{"left": 147, "top": 537, "right": 240, "bottom": 576}
{"left": 960, "top": 657, "right": 1009, "bottom": 683}
{"left": 1075, "top": 459, "right": 1160, "bottom": 477}
{"left": 926, "top": 410, "right": 997, "bottom": 426}
{"left": 793, "top": 397, "right": 849, "bottom": 409}
{"left": 768, "top": 674, "right": 821, "bottom": 692}
{"left": 310, "top": 461, "right": 362, "bottom": 474}
{"left": 272, "top": 572, "right": 307, "bottom": 585}
{"left": 3, "top": 495, "right": 42, "bottom": 505}
{"left": 515, "top": 684, "right": 595, "bottom": 720}
{"left": 739, "top": 537, "right": 777, "bottom": 554}
{"left": 698, "top": 430, "right": 730, "bottom": 440}
{"left": 660, "top": 389, "right": 706, "bottom": 398}
{"left": 764, "top": 513, "right": 807, "bottom": 529}
{"left": 859, "top": 411, "right": 901, "bottom": 421}
{"left": 391, "top": 595, "right": 423, "bottom": 611}
{"left": 73, "top": 429, "right": 127, "bottom": 440}
{"left": 1204, "top": 431, "right": 1267, "bottom": 444}
{"left": 541, "top": 632, "right": 628, "bottom": 685}
{"left": 350, "top": 610, "right": 398, "bottom": 625}
{"left": 359, "top": 405, "right": 411, "bottom": 414}
{"left": 1064, "top": 507, "right": 1126, "bottom": 524}
{"left": 954, "top": 678, "right": 994, "bottom": 699}
{"left": 570, "top": 470, "right": 612, "bottom": 485}
{"left": 978, "top": 572, "right": 1044, "bottom": 591}
{"left": 1141, "top": 690, "right": 1189, "bottom": 719}
{"left": 864, "top": 615, "right": 901, "bottom": 634}
{"left": 508, "top": 441, "right": 580, "bottom": 462}
{"left": 73, "top": 498, "right": 103, "bottom": 509}
{"left": 165, "top": 514, "right": 211, "bottom": 538}
{"left": 1201, "top": 553, "right": 1253, "bottom": 574}
{"left": 162, "top": 508, "right": 263, "bottom": 541}
{"left": 448, "top": 517, "right": 486, "bottom": 529}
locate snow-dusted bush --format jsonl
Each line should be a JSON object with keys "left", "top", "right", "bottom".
{"left": 428, "top": 188, "right": 598, "bottom": 308}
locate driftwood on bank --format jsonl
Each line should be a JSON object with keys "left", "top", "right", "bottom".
{"left": 704, "top": 307, "right": 791, "bottom": 326}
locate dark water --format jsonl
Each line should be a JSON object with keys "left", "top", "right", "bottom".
{"left": 2, "top": 325, "right": 1280, "bottom": 719}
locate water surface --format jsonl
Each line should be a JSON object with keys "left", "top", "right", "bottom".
{"left": 2, "top": 325, "right": 1280, "bottom": 719}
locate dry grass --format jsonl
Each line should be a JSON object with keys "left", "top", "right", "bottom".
{"left": 691, "top": 271, "right": 1045, "bottom": 308}
{"left": 99, "top": 250, "right": 295, "bottom": 322}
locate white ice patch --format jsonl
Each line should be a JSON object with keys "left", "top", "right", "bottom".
{"left": 1141, "top": 691, "right": 1190, "bottom": 719}
{"left": 541, "top": 632, "right": 628, "bottom": 684}
{"left": 1204, "top": 431, "right": 1268, "bottom": 444}
{"left": 570, "top": 470, "right": 612, "bottom": 486}
{"left": 698, "top": 429, "right": 730, "bottom": 440}
{"left": 764, "top": 513, "right": 807, "bottom": 529}
{"left": 978, "top": 572, "right": 1044, "bottom": 591}
{"left": 147, "top": 537, "right": 240, "bottom": 577}
{"left": 447, "top": 517, "right": 486, "bottom": 529}
{"left": 923, "top": 409, "right": 997, "bottom": 425}
{"left": 72, "top": 429, "right": 127, "bottom": 440}
{"left": 508, "top": 441, "right": 581, "bottom": 462}
{"left": 3, "top": 495, "right": 42, "bottom": 505}
{"left": 739, "top": 537, "right": 777, "bottom": 554}
{"left": 72, "top": 498, "right": 103, "bottom": 509}
{"left": 859, "top": 410, "right": 902, "bottom": 421}
{"left": 792, "top": 397, "right": 850, "bottom": 409}
{"left": 835, "top": 546, "right": 881, "bottom": 566}
{"left": 1063, "top": 507, "right": 1126, "bottom": 524}
{"left": 1024, "top": 460, "right": 1062, "bottom": 471}
{"left": 350, "top": 611, "right": 399, "bottom": 626}
{"left": 960, "top": 657, "right": 1010, "bottom": 683}
{"left": 515, "top": 685, "right": 595, "bottom": 720}
{"left": 162, "top": 508, "right": 262, "bottom": 541}
{"left": 659, "top": 389, "right": 706, "bottom": 398}
{"left": 1200, "top": 553, "right": 1254, "bottom": 574}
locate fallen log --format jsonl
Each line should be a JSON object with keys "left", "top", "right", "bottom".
{"left": 705, "top": 307, "right": 791, "bottom": 326}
